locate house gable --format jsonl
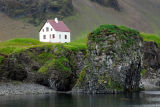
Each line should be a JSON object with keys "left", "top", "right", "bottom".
{"left": 40, "top": 21, "right": 56, "bottom": 33}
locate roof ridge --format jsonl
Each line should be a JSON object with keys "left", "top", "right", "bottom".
{"left": 47, "top": 19, "right": 70, "bottom": 32}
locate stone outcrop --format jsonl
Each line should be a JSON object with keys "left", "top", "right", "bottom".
{"left": 74, "top": 25, "right": 144, "bottom": 94}
{"left": 0, "top": 45, "right": 85, "bottom": 91}
{"left": 141, "top": 41, "right": 160, "bottom": 89}
{"left": 143, "top": 42, "right": 160, "bottom": 70}
{"left": 2, "top": 25, "right": 158, "bottom": 94}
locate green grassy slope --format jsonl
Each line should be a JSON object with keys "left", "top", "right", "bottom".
{"left": 0, "top": 38, "right": 86, "bottom": 55}
{"left": 140, "top": 33, "right": 160, "bottom": 47}
{"left": 0, "top": 0, "right": 160, "bottom": 41}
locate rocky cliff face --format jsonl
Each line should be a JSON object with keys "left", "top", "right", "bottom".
{"left": 0, "top": 45, "right": 85, "bottom": 91}
{"left": 141, "top": 42, "right": 160, "bottom": 90}
{"left": 2, "top": 25, "right": 159, "bottom": 93}
{"left": 0, "top": 0, "right": 73, "bottom": 25}
{"left": 74, "top": 25, "right": 144, "bottom": 94}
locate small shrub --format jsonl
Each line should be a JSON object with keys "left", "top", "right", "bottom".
{"left": 76, "top": 68, "right": 86, "bottom": 87}
{"left": 141, "top": 69, "right": 147, "bottom": 77}
{"left": 0, "top": 56, "right": 4, "bottom": 63}
{"left": 38, "top": 59, "right": 56, "bottom": 74}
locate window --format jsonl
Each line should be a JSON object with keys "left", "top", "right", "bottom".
{"left": 65, "top": 35, "right": 67, "bottom": 39}
{"left": 59, "top": 34, "right": 61, "bottom": 39}
{"left": 51, "top": 28, "right": 53, "bottom": 31}
{"left": 50, "top": 34, "right": 52, "bottom": 39}
{"left": 52, "top": 34, "right": 55, "bottom": 38}
{"left": 43, "top": 29, "right": 44, "bottom": 32}
{"left": 46, "top": 27, "right": 49, "bottom": 32}
{"left": 43, "top": 35, "right": 46, "bottom": 39}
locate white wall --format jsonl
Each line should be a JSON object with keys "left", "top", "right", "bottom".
{"left": 55, "top": 31, "right": 70, "bottom": 43}
{"left": 39, "top": 21, "right": 71, "bottom": 43}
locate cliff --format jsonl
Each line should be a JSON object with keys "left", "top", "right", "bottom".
{"left": 0, "top": 25, "right": 160, "bottom": 93}
{"left": 74, "top": 25, "right": 144, "bottom": 93}
{"left": 0, "top": 39, "right": 86, "bottom": 91}
{"left": 141, "top": 41, "right": 160, "bottom": 90}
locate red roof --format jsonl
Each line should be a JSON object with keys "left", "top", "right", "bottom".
{"left": 47, "top": 20, "right": 70, "bottom": 32}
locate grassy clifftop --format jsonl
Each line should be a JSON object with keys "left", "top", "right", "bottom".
{"left": 0, "top": 26, "right": 159, "bottom": 61}
{"left": 0, "top": 30, "right": 157, "bottom": 56}
{"left": 140, "top": 33, "right": 160, "bottom": 47}
{"left": 0, "top": 38, "right": 86, "bottom": 55}
{"left": 0, "top": 38, "right": 86, "bottom": 63}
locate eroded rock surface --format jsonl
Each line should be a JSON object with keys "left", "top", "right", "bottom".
{"left": 0, "top": 45, "right": 85, "bottom": 91}
{"left": 141, "top": 42, "right": 160, "bottom": 90}
{"left": 74, "top": 25, "right": 144, "bottom": 94}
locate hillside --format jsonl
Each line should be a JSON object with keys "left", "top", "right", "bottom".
{"left": 0, "top": 0, "right": 160, "bottom": 41}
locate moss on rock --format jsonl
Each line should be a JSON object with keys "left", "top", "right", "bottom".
{"left": 75, "top": 24, "right": 144, "bottom": 94}
{"left": 0, "top": 42, "right": 86, "bottom": 91}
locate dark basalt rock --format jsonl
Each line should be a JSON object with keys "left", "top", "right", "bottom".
{"left": 0, "top": 46, "right": 85, "bottom": 91}
{"left": 74, "top": 25, "right": 144, "bottom": 94}
{"left": 143, "top": 42, "right": 160, "bottom": 70}
{"left": 141, "top": 41, "right": 160, "bottom": 90}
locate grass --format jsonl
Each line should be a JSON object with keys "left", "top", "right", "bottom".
{"left": 38, "top": 59, "right": 56, "bottom": 74}
{"left": 54, "top": 56, "right": 71, "bottom": 73}
{"left": 0, "top": 38, "right": 44, "bottom": 54}
{"left": 38, "top": 56, "right": 72, "bottom": 76}
{"left": 38, "top": 53, "right": 55, "bottom": 64}
{"left": 0, "top": 27, "right": 159, "bottom": 56}
{"left": 0, "top": 38, "right": 87, "bottom": 55}
{"left": 75, "top": 68, "right": 86, "bottom": 87}
{"left": 91, "top": 24, "right": 139, "bottom": 36}
{"left": 88, "top": 24, "right": 139, "bottom": 49}
{"left": 140, "top": 33, "right": 160, "bottom": 47}
{"left": 63, "top": 41, "right": 87, "bottom": 51}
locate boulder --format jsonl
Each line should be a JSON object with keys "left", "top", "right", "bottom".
{"left": 75, "top": 25, "right": 144, "bottom": 94}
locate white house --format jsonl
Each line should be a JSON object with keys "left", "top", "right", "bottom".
{"left": 39, "top": 18, "right": 71, "bottom": 43}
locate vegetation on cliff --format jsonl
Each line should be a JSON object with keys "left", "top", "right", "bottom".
{"left": 0, "top": 38, "right": 86, "bottom": 68}
{"left": 0, "top": 38, "right": 86, "bottom": 55}
{"left": 75, "top": 24, "right": 143, "bottom": 93}
{"left": 0, "top": 24, "right": 160, "bottom": 92}
{"left": 0, "top": 37, "right": 86, "bottom": 91}
{"left": 140, "top": 33, "right": 160, "bottom": 47}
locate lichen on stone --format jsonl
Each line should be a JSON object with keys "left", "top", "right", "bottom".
{"left": 75, "top": 24, "right": 144, "bottom": 94}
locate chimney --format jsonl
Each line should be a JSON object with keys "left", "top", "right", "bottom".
{"left": 55, "top": 18, "right": 58, "bottom": 23}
